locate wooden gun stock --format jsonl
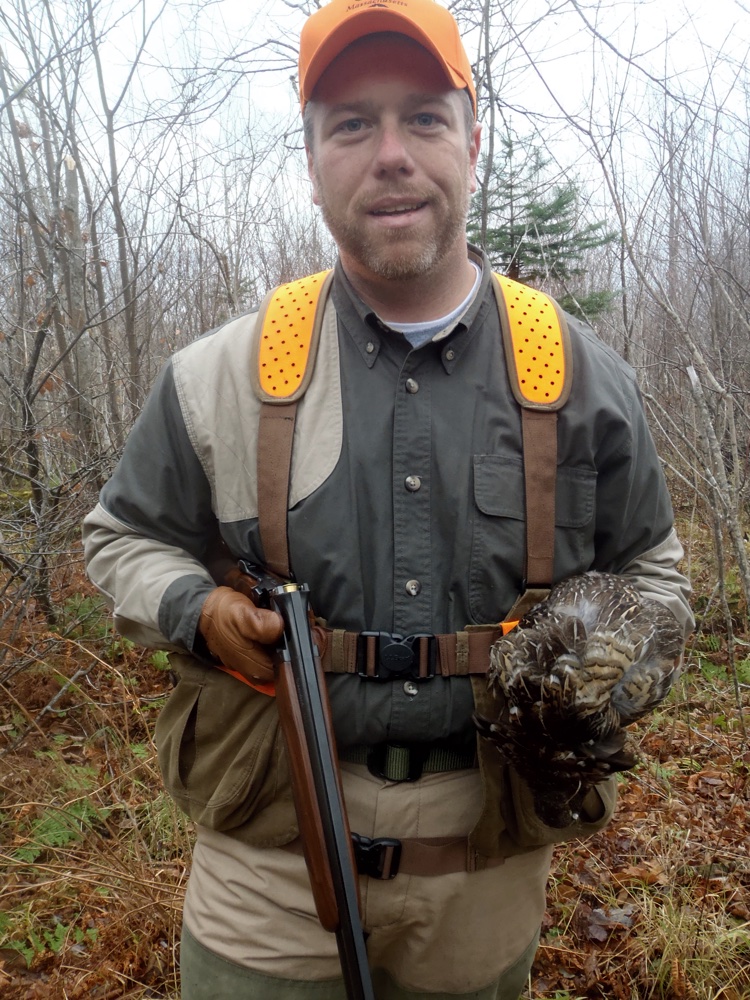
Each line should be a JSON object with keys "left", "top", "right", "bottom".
{"left": 275, "top": 654, "right": 351, "bottom": 932}
{"left": 238, "top": 562, "right": 374, "bottom": 1000}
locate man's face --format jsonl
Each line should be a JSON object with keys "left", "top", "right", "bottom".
{"left": 305, "top": 35, "right": 480, "bottom": 285}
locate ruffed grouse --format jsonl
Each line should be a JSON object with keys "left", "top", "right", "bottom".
{"left": 476, "top": 572, "right": 684, "bottom": 827}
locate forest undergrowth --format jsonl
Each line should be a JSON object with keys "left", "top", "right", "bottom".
{"left": 0, "top": 515, "right": 748, "bottom": 1000}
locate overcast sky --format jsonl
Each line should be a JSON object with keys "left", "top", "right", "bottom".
{"left": 57, "top": 0, "right": 746, "bottom": 117}
{"left": 2, "top": 0, "right": 747, "bottom": 196}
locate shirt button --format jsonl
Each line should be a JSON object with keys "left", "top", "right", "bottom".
{"left": 405, "top": 378, "right": 419, "bottom": 394}
{"left": 405, "top": 579, "right": 421, "bottom": 596}
{"left": 365, "top": 342, "right": 375, "bottom": 354}
{"left": 403, "top": 680, "right": 419, "bottom": 697}
{"left": 445, "top": 349, "right": 455, "bottom": 361}
{"left": 404, "top": 475, "right": 421, "bottom": 492}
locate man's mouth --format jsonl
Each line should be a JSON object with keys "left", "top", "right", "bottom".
{"left": 369, "top": 202, "right": 427, "bottom": 216}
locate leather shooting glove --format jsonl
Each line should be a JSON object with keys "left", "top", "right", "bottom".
{"left": 199, "top": 586, "right": 285, "bottom": 683}
{"left": 220, "top": 565, "right": 330, "bottom": 662}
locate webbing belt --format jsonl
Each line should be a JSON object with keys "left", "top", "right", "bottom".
{"left": 315, "top": 588, "right": 551, "bottom": 676}
{"left": 339, "top": 743, "right": 477, "bottom": 781}
{"left": 320, "top": 625, "right": 501, "bottom": 677}
{"left": 282, "top": 831, "right": 504, "bottom": 878}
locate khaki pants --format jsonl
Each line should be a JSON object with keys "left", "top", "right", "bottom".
{"left": 182, "top": 763, "right": 552, "bottom": 997}
{"left": 180, "top": 924, "right": 539, "bottom": 998}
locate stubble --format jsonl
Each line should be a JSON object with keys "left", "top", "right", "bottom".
{"left": 314, "top": 175, "right": 470, "bottom": 282}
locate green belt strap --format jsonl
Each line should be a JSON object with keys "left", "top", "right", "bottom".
{"left": 340, "top": 744, "right": 477, "bottom": 781}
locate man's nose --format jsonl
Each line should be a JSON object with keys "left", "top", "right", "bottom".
{"left": 373, "top": 124, "right": 414, "bottom": 175}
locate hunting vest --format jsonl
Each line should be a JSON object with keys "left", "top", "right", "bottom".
{"left": 251, "top": 268, "right": 572, "bottom": 664}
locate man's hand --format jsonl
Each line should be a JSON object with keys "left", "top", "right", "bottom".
{"left": 199, "top": 586, "right": 285, "bottom": 683}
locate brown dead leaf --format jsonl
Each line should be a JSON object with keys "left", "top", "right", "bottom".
{"left": 613, "top": 862, "right": 666, "bottom": 886}
{"left": 0, "top": 949, "right": 28, "bottom": 972}
{"left": 671, "top": 957, "right": 698, "bottom": 999}
{"left": 572, "top": 900, "right": 634, "bottom": 942}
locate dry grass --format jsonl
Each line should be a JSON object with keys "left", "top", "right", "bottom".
{"left": 0, "top": 635, "right": 190, "bottom": 999}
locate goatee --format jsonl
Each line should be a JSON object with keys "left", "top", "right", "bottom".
{"left": 316, "top": 187, "right": 469, "bottom": 282}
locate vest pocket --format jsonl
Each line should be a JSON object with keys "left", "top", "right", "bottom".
{"left": 155, "top": 653, "right": 297, "bottom": 846}
{"left": 469, "top": 454, "right": 597, "bottom": 622}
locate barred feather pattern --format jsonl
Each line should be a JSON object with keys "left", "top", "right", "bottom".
{"left": 476, "top": 572, "right": 684, "bottom": 827}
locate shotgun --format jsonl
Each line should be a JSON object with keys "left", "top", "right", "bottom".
{"left": 237, "top": 561, "right": 374, "bottom": 1000}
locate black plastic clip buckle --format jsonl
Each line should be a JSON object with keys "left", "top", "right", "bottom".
{"left": 356, "top": 631, "right": 436, "bottom": 680}
{"left": 351, "top": 832, "right": 402, "bottom": 880}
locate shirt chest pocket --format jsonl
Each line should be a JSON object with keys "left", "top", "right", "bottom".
{"left": 469, "top": 455, "right": 597, "bottom": 623}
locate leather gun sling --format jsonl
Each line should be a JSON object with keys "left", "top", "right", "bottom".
{"left": 253, "top": 270, "right": 572, "bottom": 641}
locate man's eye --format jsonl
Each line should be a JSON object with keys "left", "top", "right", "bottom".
{"left": 338, "top": 118, "right": 364, "bottom": 133}
{"left": 414, "top": 113, "right": 438, "bottom": 127}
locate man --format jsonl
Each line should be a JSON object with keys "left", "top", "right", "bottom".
{"left": 83, "top": 1, "right": 693, "bottom": 997}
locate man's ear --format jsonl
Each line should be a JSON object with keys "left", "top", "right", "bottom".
{"left": 306, "top": 145, "right": 320, "bottom": 206}
{"left": 468, "top": 121, "right": 481, "bottom": 195}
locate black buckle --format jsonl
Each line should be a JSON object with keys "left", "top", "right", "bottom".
{"left": 356, "top": 631, "right": 435, "bottom": 680}
{"left": 351, "top": 832, "right": 402, "bottom": 879}
{"left": 366, "top": 742, "right": 430, "bottom": 782}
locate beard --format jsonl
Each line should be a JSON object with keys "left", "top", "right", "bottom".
{"left": 314, "top": 181, "right": 470, "bottom": 282}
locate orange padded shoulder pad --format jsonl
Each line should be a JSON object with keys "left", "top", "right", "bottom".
{"left": 492, "top": 274, "right": 572, "bottom": 411}
{"left": 254, "top": 269, "right": 334, "bottom": 402}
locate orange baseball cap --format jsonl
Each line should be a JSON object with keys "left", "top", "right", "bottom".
{"left": 299, "top": 0, "right": 477, "bottom": 116}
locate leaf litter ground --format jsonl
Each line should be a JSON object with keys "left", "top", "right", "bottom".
{"left": 1, "top": 581, "right": 748, "bottom": 999}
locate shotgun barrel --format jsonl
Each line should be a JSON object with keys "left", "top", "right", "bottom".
{"left": 238, "top": 561, "right": 374, "bottom": 1000}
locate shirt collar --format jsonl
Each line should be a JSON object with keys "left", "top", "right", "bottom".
{"left": 330, "top": 247, "right": 496, "bottom": 373}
